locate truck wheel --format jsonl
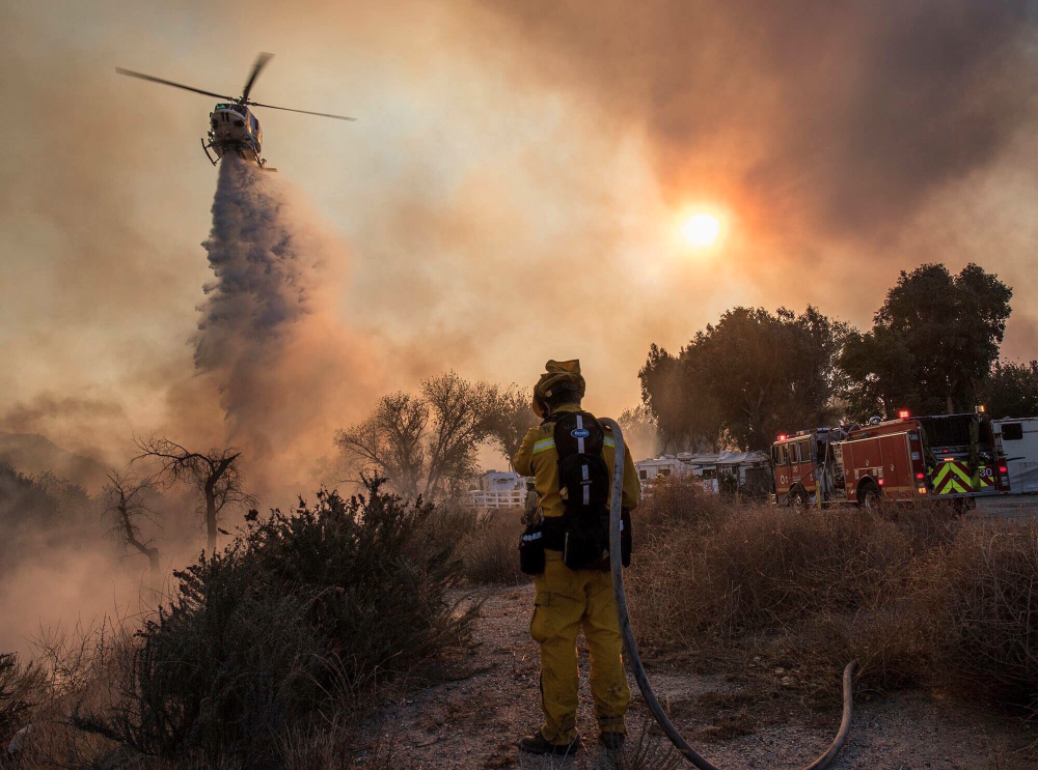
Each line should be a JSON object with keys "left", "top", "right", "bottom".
{"left": 859, "top": 484, "right": 882, "bottom": 513}
{"left": 789, "top": 487, "right": 808, "bottom": 508}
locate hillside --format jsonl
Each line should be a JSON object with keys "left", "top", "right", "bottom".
{"left": 0, "top": 432, "right": 109, "bottom": 492}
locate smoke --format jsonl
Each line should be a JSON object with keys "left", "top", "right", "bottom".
{"left": 454, "top": 0, "right": 1038, "bottom": 321}
{"left": 190, "top": 156, "right": 381, "bottom": 498}
{"left": 0, "top": 395, "right": 130, "bottom": 469}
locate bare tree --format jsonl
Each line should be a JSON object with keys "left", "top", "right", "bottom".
{"left": 134, "top": 438, "right": 251, "bottom": 553}
{"left": 336, "top": 393, "right": 428, "bottom": 499}
{"left": 423, "top": 373, "right": 500, "bottom": 498}
{"left": 336, "top": 372, "right": 502, "bottom": 500}
{"left": 103, "top": 472, "right": 162, "bottom": 587}
{"left": 486, "top": 385, "right": 539, "bottom": 469}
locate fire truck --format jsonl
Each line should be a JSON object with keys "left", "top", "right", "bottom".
{"left": 771, "top": 411, "right": 1010, "bottom": 511}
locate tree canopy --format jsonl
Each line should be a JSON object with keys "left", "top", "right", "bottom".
{"left": 839, "top": 263, "right": 1011, "bottom": 417}
{"left": 641, "top": 306, "right": 847, "bottom": 451}
{"left": 335, "top": 372, "right": 520, "bottom": 500}
{"left": 981, "top": 360, "right": 1038, "bottom": 419}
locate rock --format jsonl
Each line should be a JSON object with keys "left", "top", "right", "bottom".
{"left": 781, "top": 676, "right": 793, "bottom": 686}
{"left": 774, "top": 667, "right": 786, "bottom": 675}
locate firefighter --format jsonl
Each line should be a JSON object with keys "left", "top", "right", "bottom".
{"left": 513, "top": 360, "right": 641, "bottom": 756}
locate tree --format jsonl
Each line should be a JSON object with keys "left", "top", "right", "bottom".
{"left": 982, "top": 360, "right": 1038, "bottom": 419}
{"left": 837, "top": 326, "right": 917, "bottom": 421}
{"left": 642, "top": 307, "right": 847, "bottom": 451}
{"left": 486, "top": 385, "right": 539, "bottom": 469}
{"left": 639, "top": 344, "right": 722, "bottom": 452}
{"left": 102, "top": 472, "right": 161, "bottom": 582}
{"left": 335, "top": 393, "right": 429, "bottom": 500}
{"left": 617, "top": 404, "right": 661, "bottom": 461}
{"left": 841, "top": 263, "right": 1012, "bottom": 416}
{"left": 134, "top": 438, "right": 251, "bottom": 554}
{"left": 336, "top": 372, "right": 503, "bottom": 500}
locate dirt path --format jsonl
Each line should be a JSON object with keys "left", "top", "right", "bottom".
{"left": 375, "top": 584, "right": 1038, "bottom": 770}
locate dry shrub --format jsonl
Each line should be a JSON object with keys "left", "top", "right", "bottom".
{"left": 631, "top": 494, "right": 1038, "bottom": 710}
{"left": 614, "top": 723, "right": 683, "bottom": 770}
{"left": 921, "top": 520, "right": 1038, "bottom": 709}
{"left": 629, "top": 507, "right": 916, "bottom": 648}
{"left": 637, "top": 477, "right": 732, "bottom": 532}
{"left": 0, "top": 654, "right": 46, "bottom": 747}
{"left": 73, "top": 480, "right": 474, "bottom": 767}
{"left": 0, "top": 621, "right": 140, "bottom": 770}
{"left": 764, "top": 607, "right": 928, "bottom": 694}
{"left": 277, "top": 719, "right": 396, "bottom": 770}
{"left": 458, "top": 508, "right": 527, "bottom": 585}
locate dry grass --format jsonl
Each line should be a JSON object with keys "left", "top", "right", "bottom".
{"left": 921, "top": 519, "right": 1038, "bottom": 710}
{"left": 636, "top": 477, "right": 733, "bottom": 532}
{"left": 458, "top": 508, "right": 528, "bottom": 586}
{"left": 629, "top": 490, "right": 1038, "bottom": 710}
{"left": 629, "top": 505, "right": 922, "bottom": 647}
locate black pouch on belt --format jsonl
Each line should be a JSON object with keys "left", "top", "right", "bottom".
{"left": 562, "top": 509, "right": 610, "bottom": 571}
{"left": 621, "top": 509, "right": 633, "bottom": 567}
{"left": 519, "top": 523, "right": 546, "bottom": 575}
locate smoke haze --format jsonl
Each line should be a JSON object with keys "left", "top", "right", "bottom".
{"left": 190, "top": 157, "right": 381, "bottom": 497}
{"left": 1, "top": 0, "right": 1036, "bottom": 493}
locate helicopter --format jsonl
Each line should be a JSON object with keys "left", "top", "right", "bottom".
{"left": 116, "top": 52, "right": 354, "bottom": 170}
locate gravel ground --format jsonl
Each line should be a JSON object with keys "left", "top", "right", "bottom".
{"left": 370, "top": 584, "right": 1038, "bottom": 770}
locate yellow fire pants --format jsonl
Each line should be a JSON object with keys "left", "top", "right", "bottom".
{"left": 531, "top": 552, "right": 630, "bottom": 743}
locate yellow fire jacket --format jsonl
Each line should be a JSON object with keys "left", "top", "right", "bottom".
{"left": 513, "top": 404, "right": 641, "bottom": 519}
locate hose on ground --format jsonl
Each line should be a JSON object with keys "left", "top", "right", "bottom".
{"left": 601, "top": 418, "right": 858, "bottom": 770}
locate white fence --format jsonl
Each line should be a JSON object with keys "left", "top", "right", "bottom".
{"left": 468, "top": 489, "right": 527, "bottom": 509}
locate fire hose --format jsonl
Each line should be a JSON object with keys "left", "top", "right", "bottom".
{"left": 600, "top": 418, "right": 857, "bottom": 769}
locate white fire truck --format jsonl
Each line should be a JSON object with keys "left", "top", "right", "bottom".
{"left": 771, "top": 411, "right": 1011, "bottom": 511}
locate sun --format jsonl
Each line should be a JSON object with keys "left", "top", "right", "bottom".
{"left": 680, "top": 212, "right": 723, "bottom": 248}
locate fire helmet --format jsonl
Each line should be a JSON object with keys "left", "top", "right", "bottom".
{"left": 532, "top": 359, "right": 586, "bottom": 418}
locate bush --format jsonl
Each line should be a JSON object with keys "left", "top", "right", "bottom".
{"left": 77, "top": 481, "right": 474, "bottom": 766}
{"left": 458, "top": 509, "right": 527, "bottom": 585}
{"left": 0, "top": 653, "right": 45, "bottom": 746}
{"left": 629, "top": 492, "right": 1038, "bottom": 709}
{"left": 637, "top": 476, "right": 732, "bottom": 532}
{"left": 629, "top": 507, "right": 916, "bottom": 647}
{"left": 922, "top": 520, "right": 1038, "bottom": 709}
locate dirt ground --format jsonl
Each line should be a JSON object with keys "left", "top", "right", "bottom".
{"left": 370, "top": 585, "right": 1038, "bottom": 770}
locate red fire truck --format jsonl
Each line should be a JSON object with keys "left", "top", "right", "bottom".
{"left": 771, "top": 411, "right": 1010, "bottom": 511}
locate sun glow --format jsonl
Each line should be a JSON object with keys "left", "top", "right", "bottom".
{"left": 680, "top": 211, "right": 723, "bottom": 248}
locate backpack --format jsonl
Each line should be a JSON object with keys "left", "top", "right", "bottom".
{"left": 553, "top": 411, "right": 615, "bottom": 570}
{"left": 517, "top": 410, "right": 633, "bottom": 575}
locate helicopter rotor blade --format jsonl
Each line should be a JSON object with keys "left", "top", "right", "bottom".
{"left": 240, "top": 52, "right": 273, "bottom": 103}
{"left": 247, "top": 101, "right": 356, "bottom": 121}
{"left": 115, "top": 68, "right": 235, "bottom": 101}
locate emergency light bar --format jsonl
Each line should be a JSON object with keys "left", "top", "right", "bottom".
{"left": 897, "top": 409, "right": 910, "bottom": 419}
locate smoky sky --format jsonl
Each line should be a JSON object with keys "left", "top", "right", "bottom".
{"left": 2, "top": 0, "right": 1037, "bottom": 484}
{"left": 470, "top": 0, "right": 1035, "bottom": 241}
{"left": 189, "top": 156, "right": 381, "bottom": 496}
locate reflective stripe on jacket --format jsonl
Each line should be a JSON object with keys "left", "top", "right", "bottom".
{"left": 513, "top": 403, "right": 641, "bottom": 520}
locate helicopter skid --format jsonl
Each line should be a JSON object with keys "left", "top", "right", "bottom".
{"left": 200, "top": 138, "right": 218, "bottom": 166}
{"left": 201, "top": 138, "right": 272, "bottom": 170}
